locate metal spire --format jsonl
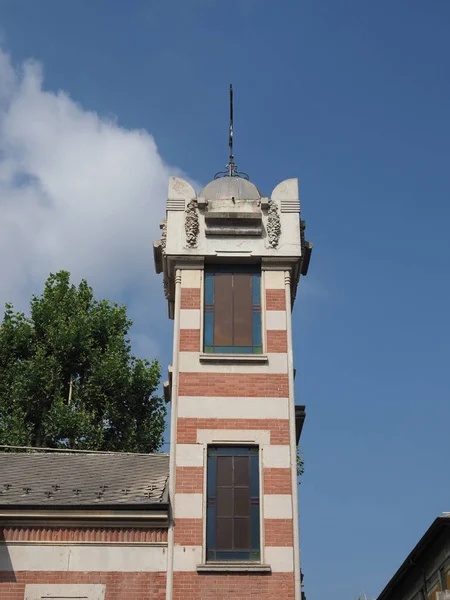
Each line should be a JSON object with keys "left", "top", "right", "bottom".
{"left": 214, "top": 84, "right": 249, "bottom": 180}
{"left": 228, "top": 84, "right": 234, "bottom": 176}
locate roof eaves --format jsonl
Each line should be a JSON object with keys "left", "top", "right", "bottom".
{"left": 377, "top": 515, "right": 450, "bottom": 600}
{"left": 295, "top": 405, "right": 306, "bottom": 445}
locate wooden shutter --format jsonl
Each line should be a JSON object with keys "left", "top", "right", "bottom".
{"left": 204, "top": 267, "right": 262, "bottom": 354}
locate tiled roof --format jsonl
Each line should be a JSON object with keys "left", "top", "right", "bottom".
{"left": 0, "top": 451, "right": 169, "bottom": 506}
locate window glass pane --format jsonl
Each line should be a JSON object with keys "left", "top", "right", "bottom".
{"left": 217, "top": 517, "right": 233, "bottom": 550}
{"left": 214, "top": 274, "right": 233, "bottom": 346}
{"left": 251, "top": 506, "right": 260, "bottom": 551}
{"left": 213, "top": 346, "right": 252, "bottom": 353}
{"left": 207, "top": 456, "right": 216, "bottom": 497}
{"left": 234, "top": 517, "right": 250, "bottom": 549}
{"left": 217, "top": 487, "right": 233, "bottom": 517}
{"left": 205, "top": 272, "right": 214, "bottom": 305}
{"left": 252, "top": 311, "right": 262, "bottom": 346}
{"left": 252, "top": 273, "right": 261, "bottom": 306}
{"left": 216, "top": 456, "right": 233, "bottom": 486}
{"left": 233, "top": 274, "right": 253, "bottom": 346}
{"left": 234, "top": 487, "right": 250, "bottom": 517}
{"left": 204, "top": 311, "right": 214, "bottom": 346}
{"left": 234, "top": 456, "right": 250, "bottom": 487}
{"left": 250, "top": 455, "right": 259, "bottom": 497}
{"left": 217, "top": 447, "right": 249, "bottom": 456}
{"left": 216, "top": 551, "right": 250, "bottom": 561}
{"left": 207, "top": 506, "right": 216, "bottom": 549}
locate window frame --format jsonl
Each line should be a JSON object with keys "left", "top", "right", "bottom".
{"left": 205, "top": 444, "right": 261, "bottom": 563}
{"left": 203, "top": 265, "right": 263, "bottom": 355}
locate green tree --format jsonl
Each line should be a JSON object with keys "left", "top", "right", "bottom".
{"left": 0, "top": 271, "right": 166, "bottom": 452}
{"left": 297, "top": 449, "right": 304, "bottom": 481}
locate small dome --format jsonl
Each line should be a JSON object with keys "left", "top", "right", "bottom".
{"left": 200, "top": 176, "right": 261, "bottom": 201}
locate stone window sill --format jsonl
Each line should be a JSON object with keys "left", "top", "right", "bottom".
{"left": 199, "top": 353, "right": 268, "bottom": 364}
{"left": 197, "top": 563, "right": 271, "bottom": 573}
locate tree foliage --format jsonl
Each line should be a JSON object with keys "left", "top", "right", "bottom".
{"left": 297, "top": 448, "right": 304, "bottom": 482}
{"left": 0, "top": 271, "right": 166, "bottom": 452}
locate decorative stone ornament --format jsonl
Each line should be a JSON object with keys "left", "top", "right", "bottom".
{"left": 267, "top": 199, "right": 281, "bottom": 248}
{"left": 185, "top": 199, "right": 199, "bottom": 247}
{"left": 161, "top": 220, "right": 167, "bottom": 255}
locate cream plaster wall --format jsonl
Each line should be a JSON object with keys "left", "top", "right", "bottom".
{"left": 177, "top": 352, "right": 288, "bottom": 374}
{"left": 179, "top": 310, "right": 201, "bottom": 329}
{"left": 263, "top": 495, "right": 293, "bottom": 519}
{"left": 172, "top": 545, "right": 202, "bottom": 572}
{"left": 264, "top": 547, "right": 294, "bottom": 572}
{"left": 196, "top": 429, "right": 271, "bottom": 446}
{"left": 177, "top": 396, "right": 289, "bottom": 419}
{"left": 173, "top": 493, "right": 203, "bottom": 518}
{"left": 25, "top": 584, "right": 106, "bottom": 600}
{"left": 0, "top": 544, "right": 167, "bottom": 572}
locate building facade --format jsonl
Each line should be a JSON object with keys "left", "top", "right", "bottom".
{"left": 0, "top": 451, "right": 170, "bottom": 600}
{"left": 153, "top": 172, "right": 311, "bottom": 600}
{"left": 0, "top": 170, "right": 311, "bottom": 600}
{"left": 377, "top": 514, "right": 450, "bottom": 600}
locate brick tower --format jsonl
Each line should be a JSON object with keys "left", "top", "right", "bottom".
{"left": 153, "top": 151, "right": 312, "bottom": 599}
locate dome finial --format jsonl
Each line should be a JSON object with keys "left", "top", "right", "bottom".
{"left": 214, "top": 84, "right": 249, "bottom": 180}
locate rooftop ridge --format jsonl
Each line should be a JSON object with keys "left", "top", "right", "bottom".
{"left": 0, "top": 444, "right": 169, "bottom": 457}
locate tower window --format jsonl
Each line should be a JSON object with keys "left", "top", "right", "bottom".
{"left": 206, "top": 446, "right": 260, "bottom": 562}
{"left": 204, "top": 266, "right": 262, "bottom": 354}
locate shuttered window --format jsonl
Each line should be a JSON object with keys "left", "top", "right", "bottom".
{"left": 206, "top": 446, "right": 260, "bottom": 562}
{"left": 204, "top": 266, "right": 262, "bottom": 354}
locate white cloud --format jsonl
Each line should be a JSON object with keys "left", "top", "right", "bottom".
{"left": 0, "top": 49, "right": 180, "bottom": 360}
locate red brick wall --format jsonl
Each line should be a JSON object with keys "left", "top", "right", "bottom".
{"left": 173, "top": 518, "right": 203, "bottom": 546}
{"left": 1, "top": 527, "right": 167, "bottom": 543}
{"left": 265, "top": 290, "right": 286, "bottom": 311}
{"left": 180, "top": 288, "right": 201, "bottom": 309}
{"left": 263, "top": 468, "right": 292, "bottom": 494}
{"left": 266, "top": 330, "right": 288, "bottom": 353}
{"left": 0, "top": 571, "right": 166, "bottom": 600}
{"left": 179, "top": 329, "right": 201, "bottom": 352}
{"left": 175, "top": 466, "right": 203, "bottom": 493}
{"left": 264, "top": 520, "right": 294, "bottom": 546}
{"left": 178, "top": 373, "right": 289, "bottom": 397}
{"left": 177, "top": 418, "right": 290, "bottom": 444}
{"left": 172, "top": 572, "right": 294, "bottom": 600}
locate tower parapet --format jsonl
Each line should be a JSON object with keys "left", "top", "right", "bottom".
{"left": 154, "top": 175, "right": 312, "bottom": 318}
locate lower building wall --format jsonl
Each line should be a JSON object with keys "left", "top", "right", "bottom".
{"left": 0, "top": 527, "right": 168, "bottom": 599}
{"left": 172, "top": 571, "right": 294, "bottom": 600}
{"left": 0, "top": 571, "right": 167, "bottom": 600}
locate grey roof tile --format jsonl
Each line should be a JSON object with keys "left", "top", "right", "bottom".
{"left": 0, "top": 451, "right": 169, "bottom": 506}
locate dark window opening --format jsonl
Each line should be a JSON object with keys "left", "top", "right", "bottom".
{"left": 206, "top": 446, "right": 260, "bottom": 562}
{"left": 204, "top": 266, "right": 262, "bottom": 354}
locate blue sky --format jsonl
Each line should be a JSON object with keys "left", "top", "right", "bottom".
{"left": 0, "top": 1, "right": 449, "bottom": 598}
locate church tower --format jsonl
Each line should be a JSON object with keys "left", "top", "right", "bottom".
{"left": 153, "top": 92, "right": 312, "bottom": 600}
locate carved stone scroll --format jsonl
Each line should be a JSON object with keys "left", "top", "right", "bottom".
{"left": 161, "top": 220, "right": 167, "bottom": 255}
{"left": 267, "top": 200, "right": 281, "bottom": 248}
{"left": 185, "top": 199, "right": 199, "bottom": 247}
